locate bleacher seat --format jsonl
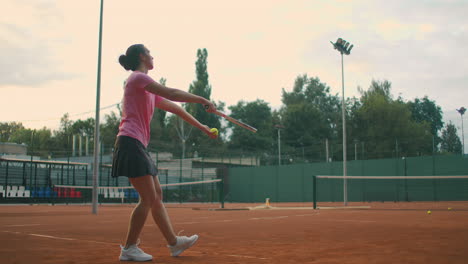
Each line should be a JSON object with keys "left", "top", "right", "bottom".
{"left": 12, "top": 186, "right": 18, "bottom": 191}
{"left": 7, "top": 190, "right": 17, "bottom": 197}
{"left": 19, "top": 186, "right": 25, "bottom": 191}
{"left": 24, "top": 190, "right": 30, "bottom": 197}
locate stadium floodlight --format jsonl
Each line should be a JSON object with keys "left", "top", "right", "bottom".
{"left": 331, "top": 38, "right": 354, "bottom": 55}
{"left": 457, "top": 107, "right": 466, "bottom": 155}
{"left": 330, "top": 37, "right": 354, "bottom": 206}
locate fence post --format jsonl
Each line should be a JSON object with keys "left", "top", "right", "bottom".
{"left": 313, "top": 175, "right": 317, "bottom": 209}
{"left": 22, "top": 162, "right": 27, "bottom": 186}
{"left": 5, "top": 161, "right": 9, "bottom": 187}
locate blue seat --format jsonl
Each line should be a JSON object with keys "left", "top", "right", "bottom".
{"left": 44, "top": 189, "right": 52, "bottom": 197}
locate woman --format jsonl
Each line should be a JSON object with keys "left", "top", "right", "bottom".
{"left": 112, "top": 44, "right": 217, "bottom": 261}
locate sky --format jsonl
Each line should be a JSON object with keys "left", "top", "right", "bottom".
{"left": 1, "top": 0, "right": 467, "bottom": 152}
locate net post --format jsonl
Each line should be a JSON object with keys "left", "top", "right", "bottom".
{"left": 313, "top": 175, "right": 317, "bottom": 209}
{"left": 219, "top": 179, "right": 225, "bottom": 209}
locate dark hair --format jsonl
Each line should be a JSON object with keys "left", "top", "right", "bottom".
{"left": 118, "top": 44, "right": 146, "bottom": 71}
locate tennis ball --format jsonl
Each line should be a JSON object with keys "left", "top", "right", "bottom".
{"left": 427, "top": 210, "right": 432, "bottom": 214}
{"left": 210, "top": 128, "right": 219, "bottom": 136}
{"left": 448, "top": 207, "right": 452, "bottom": 210}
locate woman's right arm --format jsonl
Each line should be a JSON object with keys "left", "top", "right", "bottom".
{"left": 144, "top": 82, "right": 216, "bottom": 112}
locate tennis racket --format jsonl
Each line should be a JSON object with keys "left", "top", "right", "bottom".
{"left": 205, "top": 106, "right": 257, "bottom": 133}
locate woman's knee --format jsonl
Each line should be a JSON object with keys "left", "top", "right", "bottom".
{"left": 139, "top": 195, "right": 157, "bottom": 208}
{"left": 155, "top": 186, "right": 163, "bottom": 199}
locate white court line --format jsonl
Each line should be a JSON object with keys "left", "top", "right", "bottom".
{"left": 4, "top": 224, "right": 42, "bottom": 227}
{"left": 249, "top": 216, "right": 289, "bottom": 220}
{"left": 2, "top": 231, "right": 118, "bottom": 245}
{"left": 327, "top": 219, "right": 377, "bottom": 223}
{"left": 227, "top": 254, "right": 269, "bottom": 260}
{"left": 29, "top": 234, "right": 76, "bottom": 241}
{"left": 294, "top": 214, "right": 320, "bottom": 217}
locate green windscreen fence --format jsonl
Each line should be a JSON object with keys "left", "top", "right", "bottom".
{"left": 227, "top": 155, "right": 468, "bottom": 203}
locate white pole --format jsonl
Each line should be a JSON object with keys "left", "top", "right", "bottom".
{"left": 461, "top": 114, "right": 465, "bottom": 155}
{"left": 278, "top": 128, "right": 281, "bottom": 166}
{"left": 325, "top": 138, "right": 329, "bottom": 162}
{"left": 72, "top": 135, "right": 76, "bottom": 157}
{"left": 92, "top": 0, "right": 104, "bottom": 215}
{"left": 85, "top": 135, "right": 89, "bottom": 156}
{"left": 341, "top": 52, "right": 348, "bottom": 206}
{"left": 79, "top": 135, "right": 82, "bottom": 157}
{"left": 355, "top": 142, "right": 357, "bottom": 160}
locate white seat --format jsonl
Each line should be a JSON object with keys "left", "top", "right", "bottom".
{"left": 17, "top": 190, "right": 24, "bottom": 197}
{"left": 6, "top": 186, "right": 11, "bottom": 192}
{"left": 23, "top": 190, "right": 30, "bottom": 198}
{"left": 0, "top": 185, "right": 4, "bottom": 192}
{"left": 19, "top": 186, "right": 25, "bottom": 191}
{"left": 7, "top": 190, "right": 17, "bottom": 198}
{"left": 12, "top": 186, "right": 18, "bottom": 191}
{"left": 1, "top": 190, "right": 5, "bottom": 198}
{"left": 118, "top": 192, "right": 125, "bottom": 198}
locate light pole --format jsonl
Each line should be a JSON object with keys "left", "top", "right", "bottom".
{"left": 275, "top": 124, "right": 284, "bottom": 165}
{"left": 92, "top": 0, "right": 104, "bottom": 214}
{"left": 457, "top": 107, "right": 466, "bottom": 155}
{"left": 331, "top": 37, "right": 354, "bottom": 206}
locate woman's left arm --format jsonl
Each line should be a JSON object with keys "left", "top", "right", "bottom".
{"left": 156, "top": 98, "right": 217, "bottom": 139}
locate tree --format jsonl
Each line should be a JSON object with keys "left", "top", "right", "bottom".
{"left": 100, "top": 111, "right": 120, "bottom": 150}
{"left": 408, "top": 96, "right": 444, "bottom": 150}
{"left": 354, "top": 80, "right": 432, "bottom": 158}
{"left": 280, "top": 74, "right": 341, "bottom": 162}
{"left": 184, "top": 48, "right": 221, "bottom": 156}
{"left": 440, "top": 122, "right": 462, "bottom": 154}
{"left": 228, "top": 100, "right": 274, "bottom": 154}
{"left": 0, "top": 122, "right": 25, "bottom": 142}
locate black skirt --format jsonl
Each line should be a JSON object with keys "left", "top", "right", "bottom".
{"left": 111, "top": 136, "right": 158, "bottom": 178}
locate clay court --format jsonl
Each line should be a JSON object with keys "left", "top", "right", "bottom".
{"left": 1, "top": 202, "right": 468, "bottom": 264}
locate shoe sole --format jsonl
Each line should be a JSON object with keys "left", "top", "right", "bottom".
{"left": 171, "top": 236, "right": 199, "bottom": 257}
{"left": 119, "top": 255, "right": 153, "bottom": 261}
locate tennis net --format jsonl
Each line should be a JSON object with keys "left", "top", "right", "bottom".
{"left": 53, "top": 179, "right": 224, "bottom": 207}
{"left": 312, "top": 175, "right": 468, "bottom": 209}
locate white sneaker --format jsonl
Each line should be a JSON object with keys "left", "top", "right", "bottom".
{"left": 168, "top": 235, "right": 199, "bottom": 257}
{"left": 119, "top": 244, "right": 152, "bottom": 262}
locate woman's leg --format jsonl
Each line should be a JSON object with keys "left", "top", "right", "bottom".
{"left": 124, "top": 175, "right": 157, "bottom": 248}
{"left": 150, "top": 175, "right": 177, "bottom": 246}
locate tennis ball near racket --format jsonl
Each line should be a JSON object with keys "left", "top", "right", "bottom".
{"left": 210, "top": 128, "right": 219, "bottom": 136}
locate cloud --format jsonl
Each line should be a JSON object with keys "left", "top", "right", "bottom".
{"left": 0, "top": 1, "right": 74, "bottom": 87}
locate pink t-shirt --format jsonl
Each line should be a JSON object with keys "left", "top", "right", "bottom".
{"left": 117, "top": 71, "right": 163, "bottom": 147}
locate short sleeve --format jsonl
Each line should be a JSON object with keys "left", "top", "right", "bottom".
{"left": 132, "top": 72, "right": 154, "bottom": 90}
